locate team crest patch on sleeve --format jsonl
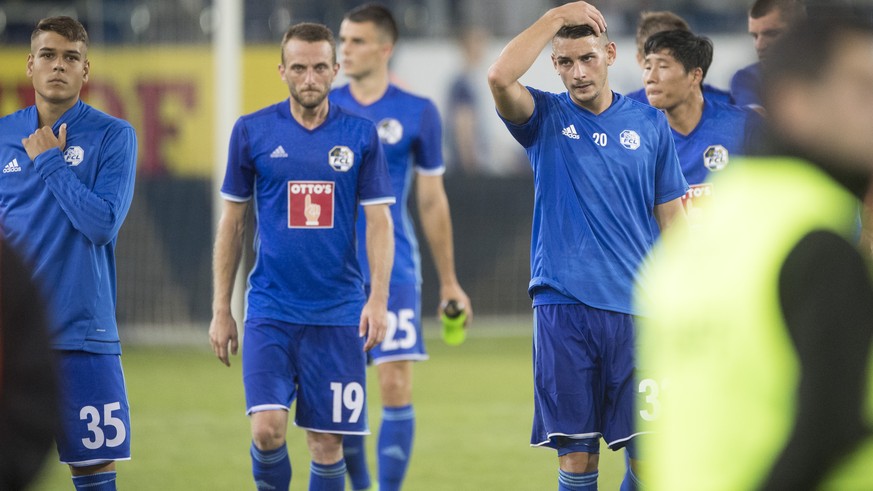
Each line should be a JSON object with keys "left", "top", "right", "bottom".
{"left": 703, "top": 145, "right": 729, "bottom": 171}
{"left": 377, "top": 118, "right": 403, "bottom": 145}
{"left": 63, "top": 146, "right": 84, "bottom": 166}
{"left": 288, "top": 181, "right": 334, "bottom": 228}
{"left": 619, "top": 130, "right": 641, "bottom": 150}
{"left": 328, "top": 146, "right": 355, "bottom": 172}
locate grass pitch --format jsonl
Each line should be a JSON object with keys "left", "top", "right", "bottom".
{"left": 29, "top": 318, "right": 624, "bottom": 490}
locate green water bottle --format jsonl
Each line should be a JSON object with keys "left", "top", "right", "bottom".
{"left": 441, "top": 299, "right": 467, "bottom": 346}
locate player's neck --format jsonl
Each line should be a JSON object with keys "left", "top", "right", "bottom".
{"left": 35, "top": 95, "right": 78, "bottom": 128}
{"left": 665, "top": 92, "right": 704, "bottom": 136}
{"left": 289, "top": 99, "right": 330, "bottom": 130}
{"left": 348, "top": 68, "right": 390, "bottom": 106}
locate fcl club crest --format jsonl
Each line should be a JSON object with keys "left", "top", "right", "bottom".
{"left": 287, "top": 181, "right": 334, "bottom": 229}
{"left": 329, "top": 146, "right": 354, "bottom": 172}
{"left": 377, "top": 118, "right": 403, "bottom": 145}
{"left": 64, "top": 146, "right": 84, "bottom": 166}
{"left": 703, "top": 145, "right": 729, "bottom": 171}
{"left": 620, "top": 130, "right": 641, "bottom": 150}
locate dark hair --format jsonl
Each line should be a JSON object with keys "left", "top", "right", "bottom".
{"left": 762, "top": 9, "right": 873, "bottom": 104}
{"left": 636, "top": 11, "right": 690, "bottom": 53}
{"left": 344, "top": 3, "right": 398, "bottom": 44}
{"left": 31, "top": 16, "right": 89, "bottom": 47}
{"left": 280, "top": 22, "right": 336, "bottom": 65}
{"left": 644, "top": 29, "right": 713, "bottom": 80}
{"left": 555, "top": 24, "right": 606, "bottom": 41}
{"left": 750, "top": 0, "right": 806, "bottom": 22}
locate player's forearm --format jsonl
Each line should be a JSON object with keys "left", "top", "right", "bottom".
{"left": 212, "top": 204, "right": 247, "bottom": 314}
{"left": 418, "top": 186, "right": 459, "bottom": 288}
{"left": 365, "top": 206, "right": 394, "bottom": 302}
{"left": 487, "top": 9, "right": 564, "bottom": 91}
{"left": 33, "top": 128, "right": 137, "bottom": 245}
{"left": 654, "top": 198, "right": 687, "bottom": 233}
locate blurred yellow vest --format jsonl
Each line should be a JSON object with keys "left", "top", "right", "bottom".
{"left": 635, "top": 157, "right": 871, "bottom": 491}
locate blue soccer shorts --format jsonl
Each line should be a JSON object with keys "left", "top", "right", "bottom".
{"left": 55, "top": 351, "right": 131, "bottom": 466}
{"left": 242, "top": 318, "right": 369, "bottom": 435}
{"left": 365, "top": 284, "right": 428, "bottom": 365}
{"left": 531, "top": 303, "right": 638, "bottom": 452}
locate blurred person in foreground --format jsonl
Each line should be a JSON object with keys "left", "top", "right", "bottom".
{"left": 625, "top": 11, "right": 732, "bottom": 105}
{"left": 0, "top": 16, "right": 137, "bottom": 491}
{"left": 209, "top": 22, "right": 395, "bottom": 491}
{"left": 330, "top": 4, "right": 472, "bottom": 490}
{"left": 730, "top": 0, "right": 806, "bottom": 110}
{"left": 488, "top": 2, "right": 688, "bottom": 489}
{"left": 0, "top": 239, "right": 57, "bottom": 491}
{"left": 637, "top": 8, "right": 873, "bottom": 491}
{"left": 642, "top": 29, "right": 760, "bottom": 218}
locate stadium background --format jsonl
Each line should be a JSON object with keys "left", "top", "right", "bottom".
{"left": 1, "top": 0, "right": 757, "bottom": 488}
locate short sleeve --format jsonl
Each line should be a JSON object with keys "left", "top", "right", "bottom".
{"left": 220, "top": 117, "right": 255, "bottom": 202}
{"left": 413, "top": 100, "right": 445, "bottom": 175}
{"left": 652, "top": 114, "right": 689, "bottom": 204}
{"left": 497, "top": 86, "right": 543, "bottom": 149}
{"left": 358, "top": 124, "right": 395, "bottom": 206}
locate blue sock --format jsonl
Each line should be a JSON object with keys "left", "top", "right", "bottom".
{"left": 309, "top": 460, "right": 346, "bottom": 491}
{"left": 620, "top": 455, "right": 642, "bottom": 491}
{"left": 251, "top": 442, "right": 292, "bottom": 490}
{"left": 378, "top": 404, "right": 415, "bottom": 491}
{"left": 343, "top": 433, "right": 372, "bottom": 490}
{"left": 558, "top": 469, "right": 598, "bottom": 490}
{"left": 72, "top": 471, "right": 116, "bottom": 490}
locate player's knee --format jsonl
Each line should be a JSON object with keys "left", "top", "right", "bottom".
{"left": 556, "top": 436, "right": 601, "bottom": 473}
{"left": 306, "top": 431, "right": 343, "bottom": 464}
{"left": 251, "top": 417, "right": 286, "bottom": 450}
{"left": 377, "top": 361, "right": 412, "bottom": 403}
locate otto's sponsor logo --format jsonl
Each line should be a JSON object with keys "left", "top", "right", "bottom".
{"left": 288, "top": 181, "right": 334, "bottom": 229}
{"left": 703, "top": 145, "right": 729, "bottom": 171}
{"left": 64, "top": 146, "right": 85, "bottom": 166}
{"left": 329, "top": 146, "right": 354, "bottom": 172}
{"left": 620, "top": 130, "right": 640, "bottom": 150}
{"left": 681, "top": 183, "right": 713, "bottom": 224}
{"left": 377, "top": 118, "right": 403, "bottom": 145}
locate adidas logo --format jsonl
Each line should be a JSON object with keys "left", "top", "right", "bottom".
{"left": 562, "top": 124, "right": 580, "bottom": 140}
{"left": 254, "top": 480, "right": 277, "bottom": 490}
{"left": 270, "top": 145, "right": 288, "bottom": 158}
{"left": 2, "top": 158, "right": 21, "bottom": 174}
{"left": 381, "top": 445, "right": 408, "bottom": 461}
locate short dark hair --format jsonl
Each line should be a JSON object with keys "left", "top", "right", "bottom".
{"left": 750, "top": 0, "right": 806, "bottom": 22}
{"left": 280, "top": 22, "right": 336, "bottom": 65}
{"left": 31, "top": 16, "right": 89, "bottom": 47}
{"left": 555, "top": 24, "right": 607, "bottom": 41}
{"left": 344, "top": 3, "right": 399, "bottom": 44}
{"left": 636, "top": 11, "right": 690, "bottom": 53}
{"left": 644, "top": 29, "right": 713, "bottom": 80}
{"left": 762, "top": 8, "right": 873, "bottom": 103}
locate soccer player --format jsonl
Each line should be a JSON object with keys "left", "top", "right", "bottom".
{"left": 209, "top": 22, "right": 395, "bottom": 491}
{"left": 330, "top": 4, "right": 472, "bottom": 490}
{"left": 487, "top": 2, "right": 688, "bottom": 490}
{"left": 625, "top": 11, "right": 732, "bottom": 105}
{"left": 729, "top": 0, "right": 805, "bottom": 109}
{"left": 642, "top": 29, "right": 760, "bottom": 214}
{"left": 0, "top": 16, "right": 137, "bottom": 491}
{"left": 638, "top": 10, "right": 873, "bottom": 490}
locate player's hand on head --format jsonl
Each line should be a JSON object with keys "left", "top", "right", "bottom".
{"left": 554, "top": 1, "right": 607, "bottom": 35}
{"left": 21, "top": 123, "right": 67, "bottom": 161}
{"left": 359, "top": 299, "right": 388, "bottom": 351}
{"left": 209, "top": 311, "right": 239, "bottom": 367}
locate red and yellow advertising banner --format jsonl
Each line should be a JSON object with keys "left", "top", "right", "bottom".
{"left": 0, "top": 45, "right": 289, "bottom": 177}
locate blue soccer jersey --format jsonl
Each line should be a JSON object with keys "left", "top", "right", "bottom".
{"left": 730, "top": 62, "right": 762, "bottom": 108}
{"left": 501, "top": 89, "right": 688, "bottom": 315}
{"left": 672, "top": 98, "right": 760, "bottom": 205}
{"left": 221, "top": 100, "right": 394, "bottom": 327}
{"left": 625, "top": 83, "right": 733, "bottom": 105}
{"left": 0, "top": 100, "right": 137, "bottom": 354}
{"left": 330, "top": 84, "right": 444, "bottom": 287}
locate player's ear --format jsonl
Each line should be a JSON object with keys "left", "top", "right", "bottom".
{"left": 691, "top": 67, "right": 703, "bottom": 85}
{"left": 551, "top": 53, "right": 559, "bottom": 72}
{"left": 82, "top": 58, "right": 90, "bottom": 83}
{"left": 606, "top": 42, "right": 617, "bottom": 66}
{"left": 26, "top": 53, "right": 34, "bottom": 78}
